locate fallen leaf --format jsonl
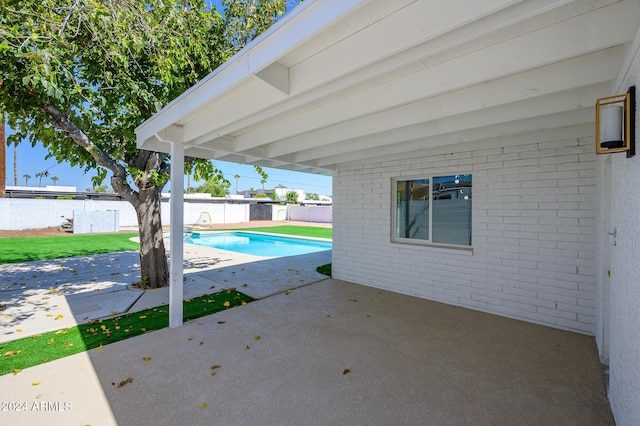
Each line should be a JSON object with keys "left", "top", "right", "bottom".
{"left": 139, "top": 315, "right": 147, "bottom": 319}
{"left": 46, "top": 314, "right": 53, "bottom": 317}
{"left": 211, "top": 365, "right": 221, "bottom": 370}
{"left": 188, "top": 337, "right": 193, "bottom": 341}
{"left": 241, "top": 301, "right": 247, "bottom": 306}
{"left": 55, "top": 314, "right": 64, "bottom": 320}
{"left": 117, "top": 377, "right": 133, "bottom": 388}
{"left": 143, "top": 357, "right": 151, "bottom": 362}
{"left": 31, "top": 382, "right": 40, "bottom": 386}
{"left": 16, "top": 328, "right": 22, "bottom": 333}
{"left": 95, "top": 344, "right": 103, "bottom": 351}
{"left": 343, "top": 368, "right": 351, "bottom": 375}
{"left": 217, "top": 321, "right": 226, "bottom": 324}
{"left": 223, "top": 301, "right": 230, "bottom": 307}
{"left": 199, "top": 403, "right": 207, "bottom": 409}
{"left": 254, "top": 336, "right": 261, "bottom": 341}
{"left": 285, "top": 290, "right": 292, "bottom": 295}
{"left": 244, "top": 346, "right": 250, "bottom": 350}
{"left": 11, "top": 368, "right": 21, "bottom": 375}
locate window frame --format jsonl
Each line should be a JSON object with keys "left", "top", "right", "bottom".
{"left": 391, "top": 173, "right": 473, "bottom": 250}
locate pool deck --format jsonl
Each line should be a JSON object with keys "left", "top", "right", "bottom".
{"left": 0, "top": 221, "right": 332, "bottom": 343}
{"left": 0, "top": 221, "right": 614, "bottom": 425}
{"left": 0, "top": 278, "right": 613, "bottom": 425}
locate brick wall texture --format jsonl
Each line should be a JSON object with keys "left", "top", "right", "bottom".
{"left": 332, "top": 137, "right": 596, "bottom": 334}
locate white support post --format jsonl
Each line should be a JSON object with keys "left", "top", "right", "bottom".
{"left": 169, "top": 142, "right": 184, "bottom": 328}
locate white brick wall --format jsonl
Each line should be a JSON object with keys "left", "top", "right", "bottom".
{"left": 333, "top": 136, "right": 596, "bottom": 334}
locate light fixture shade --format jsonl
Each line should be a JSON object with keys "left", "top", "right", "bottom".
{"left": 599, "top": 105, "right": 624, "bottom": 148}
{"left": 596, "top": 86, "right": 635, "bottom": 157}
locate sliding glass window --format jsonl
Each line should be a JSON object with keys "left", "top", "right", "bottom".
{"left": 393, "top": 174, "right": 472, "bottom": 247}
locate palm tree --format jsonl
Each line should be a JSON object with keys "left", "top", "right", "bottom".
{"left": 51, "top": 176, "right": 59, "bottom": 186}
{"left": 23, "top": 174, "right": 31, "bottom": 186}
{"left": 36, "top": 171, "right": 47, "bottom": 187}
{"left": 234, "top": 174, "right": 240, "bottom": 194}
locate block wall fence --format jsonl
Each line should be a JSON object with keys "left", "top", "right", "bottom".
{"left": 0, "top": 200, "right": 329, "bottom": 230}
{"left": 332, "top": 136, "right": 597, "bottom": 335}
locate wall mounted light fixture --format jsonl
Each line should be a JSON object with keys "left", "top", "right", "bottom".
{"left": 596, "top": 86, "right": 635, "bottom": 157}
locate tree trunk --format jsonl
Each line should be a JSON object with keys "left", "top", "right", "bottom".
{"left": 13, "top": 144, "right": 17, "bottom": 186}
{"left": 134, "top": 186, "right": 169, "bottom": 289}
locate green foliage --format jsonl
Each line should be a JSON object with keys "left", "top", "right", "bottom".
{"left": 56, "top": 195, "right": 75, "bottom": 200}
{"left": 285, "top": 190, "right": 298, "bottom": 204}
{"left": 254, "top": 193, "right": 268, "bottom": 198}
{"left": 192, "top": 178, "right": 230, "bottom": 197}
{"left": 0, "top": 0, "right": 290, "bottom": 192}
{"left": 306, "top": 193, "right": 320, "bottom": 200}
{"left": 88, "top": 183, "right": 110, "bottom": 193}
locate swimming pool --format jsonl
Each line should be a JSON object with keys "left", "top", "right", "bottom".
{"left": 184, "top": 232, "right": 332, "bottom": 257}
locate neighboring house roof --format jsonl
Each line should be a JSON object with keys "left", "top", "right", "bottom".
{"left": 136, "top": 0, "right": 640, "bottom": 174}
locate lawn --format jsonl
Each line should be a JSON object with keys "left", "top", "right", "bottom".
{"left": 0, "top": 233, "right": 139, "bottom": 264}
{"left": 229, "top": 225, "right": 332, "bottom": 239}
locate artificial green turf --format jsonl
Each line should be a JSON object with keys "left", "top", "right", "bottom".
{"left": 0, "top": 233, "right": 140, "bottom": 264}
{"left": 0, "top": 289, "right": 253, "bottom": 376}
{"left": 316, "top": 263, "right": 332, "bottom": 276}
{"left": 230, "top": 225, "right": 332, "bottom": 239}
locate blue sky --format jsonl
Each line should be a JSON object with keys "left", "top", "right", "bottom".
{"left": 4, "top": 133, "right": 332, "bottom": 195}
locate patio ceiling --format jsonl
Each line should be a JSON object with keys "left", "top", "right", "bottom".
{"left": 136, "top": 0, "right": 640, "bottom": 175}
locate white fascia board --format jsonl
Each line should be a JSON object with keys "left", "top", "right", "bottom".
{"left": 136, "top": 0, "right": 368, "bottom": 151}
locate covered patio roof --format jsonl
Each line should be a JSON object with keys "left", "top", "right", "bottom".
{"left": 135, "top": 0, "right": 640, "bottom": 328}
{"left": 136, "top": 0, "right": 640, "bottom": 173}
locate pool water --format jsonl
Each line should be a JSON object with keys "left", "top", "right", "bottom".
{"left": 184, "top": 232, "right": 332, "bottom": 257}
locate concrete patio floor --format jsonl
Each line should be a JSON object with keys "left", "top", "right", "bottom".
{"left": 0, "top": 278, "right": 613, "bottom": 425}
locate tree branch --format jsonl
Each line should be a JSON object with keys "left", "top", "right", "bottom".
{"left": 39, "top": 103, "right": 138, "bottom": 203}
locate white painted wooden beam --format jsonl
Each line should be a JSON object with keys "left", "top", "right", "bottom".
{"left": 234, "top": 1, "right": 638, "bottom": 152}
{"left": 254, "top": 62, "right": 290, "bottom": 95}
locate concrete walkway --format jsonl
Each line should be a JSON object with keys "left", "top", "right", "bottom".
{"left": 0, "top": 243, "right": 331, "bottom": 342}
{"left": 0, "top": 278, "right": 613, "bottom": 425}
